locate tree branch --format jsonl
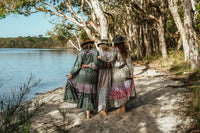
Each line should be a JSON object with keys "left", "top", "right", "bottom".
{"left": 68, "top": 39, "right": 81, "bottom": 51}
{"left": 36, "top": 1, "right": 85, "bottom": 27}
{"left": 64, "top": 0, "right": 86, "bottom": 24}
{"left": 131, "top": 2, "right": 159, "bottom": 22}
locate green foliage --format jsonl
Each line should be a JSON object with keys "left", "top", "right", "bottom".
{"left": 26, "top": 37, "right": 36, "bottom": 44}
{"left": 149, "top": 50, "right": 186, "bottom": 68}
{"left": 0, "top": 14, "right": 6, "bottom": 20}
{"left": 42, "top": 37, "right": 47, "bottom": 41}
{"left": 165, "top": 15, "right": 178, "bottom": 49}
{"left": 170, "top": 62, "right": 191, "bottom": 75}
{"left": 0, "top": 74, "right": 43, "bottom": 132}
{"left": 195, "top": 5, "right": 200, "bottom": 38}
{"left": 22, "top": 124, "right": 30, "bottom": 133}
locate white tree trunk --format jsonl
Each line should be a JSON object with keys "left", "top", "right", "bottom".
{"left": 91, "top": 0, "right": 108, "bottom": 40}
{"left": 168, "top": 0, "right": 190, "bottom": 61}
{"left": 182, "top": 0, "right": 199, "bottom": 69}
{"left": 157, "top": 16, "right": 168, "bottom": 58}
{"left": 168, "top": 0, "right": 199, "bottom": 69}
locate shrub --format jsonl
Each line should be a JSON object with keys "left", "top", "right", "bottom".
{"left": 0, "top": 74, "right": 43, "bottom": 133}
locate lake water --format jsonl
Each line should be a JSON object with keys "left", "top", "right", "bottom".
{"left": 0, "top": 48, "right": 77, "bottom": 100}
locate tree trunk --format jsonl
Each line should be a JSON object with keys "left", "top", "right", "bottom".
{"left": 168, "top": 0, "right": 199, "bottom": 69}
{"left": 151, "top": 30, "right": 159, "bottom": 53}
{"left": 140, "top": 24, "right": 145, "bottom": 57}
{"left": 157, "top": 15, "right": 168, "bottom": 58}
{"left": 134, "top": 25, "right": 143, "bottom": 57}
{"left": 143, "top": 23, "right": 151, "bottom": 57}
{"left": 91, "top": 0, "right": 108, "bottom": 40}
{"left": 168, "top": 0, "right": 190, "bottom": 61}
{"left": 182, "top": 0, "right": 199, "bottom": 69}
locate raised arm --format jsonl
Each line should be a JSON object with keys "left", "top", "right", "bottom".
{"left": 94, "top": 50, "right": 107, "bottom": 68}
{"left": 98, "top": 48, "right": 117, "bottom": 63}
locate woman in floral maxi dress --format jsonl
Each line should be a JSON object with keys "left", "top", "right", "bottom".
{"left": 68, "top": 38, "right": 106, "bottom": 119}
{"left": 98, "top": 35, "right": 136, "bottom": 112}
{"left": 96, "top": 40, "right": 112, "bottom": 116}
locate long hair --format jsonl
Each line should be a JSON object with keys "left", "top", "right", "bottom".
{"left": 99, "top": 44, "right": 111, "bottom": 52}
{"left": 115, "top": 42, "right": 128, "bottom": 60}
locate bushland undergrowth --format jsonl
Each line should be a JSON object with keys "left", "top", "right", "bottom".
{"left": 0, "top": 74, "right": 44, "bottom": 133}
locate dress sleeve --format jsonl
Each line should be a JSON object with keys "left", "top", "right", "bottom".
{"left": 70, "top": 52, "right": 83, "bottom": 76}
{"left": 88, "top": 62, "right": 98, "bottom": 70}
{"left": 126, "top": 52, "right": 134, "bottom": 75}
{"left": 99, "top": 48, "right": 117, "bottom": 63}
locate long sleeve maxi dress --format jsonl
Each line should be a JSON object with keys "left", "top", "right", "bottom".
{"left": 96, "top": 50, "right": 112, "bottom": 112}
{"left": 100, "top": 48, "right": 136, "bottom": 107}
{"left": 70, "top": 48, "right": 105, "bottom": 111}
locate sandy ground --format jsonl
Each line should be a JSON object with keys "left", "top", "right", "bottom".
{"left": 28, "top": 64, "right": 192, "bottom": 133}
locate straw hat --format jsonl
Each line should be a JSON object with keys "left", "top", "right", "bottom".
{"left": 81, "top": 38, "right": 94, "bottom": 47}
{"left": 97, "top": 39, "right": 112, "bottom": 47}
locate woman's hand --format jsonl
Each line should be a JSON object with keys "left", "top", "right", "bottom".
{"left": 97, "top": 56, "right": 101, "bottom": 59}
{"left": 81, "top": 64, "right": 89, "bottom": 68}
{"left": 68, "top": 74, "right": 72, "bottom": 79}
{"left": 131, "top": 74, "right": 134, "bottom": 79}
{"left": 107, "top": 63, "right": 111, "bottom": 68}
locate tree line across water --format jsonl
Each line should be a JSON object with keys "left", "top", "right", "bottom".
{"left": 0, "top": 36, "right": 64, "bottom": 48}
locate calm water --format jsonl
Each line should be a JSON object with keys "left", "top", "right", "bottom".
{"left": 0, "top": 48, "right": 77, "bottom": 100}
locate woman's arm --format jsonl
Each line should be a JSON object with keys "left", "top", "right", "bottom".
{"left": 98, "top": 48, "right": 117, "bottom": 63}
{"left": 88, "top": 62, "right": 98, "bottom": 70}
{"left": 94, "top": 50, "right": 108, "bottom": 69}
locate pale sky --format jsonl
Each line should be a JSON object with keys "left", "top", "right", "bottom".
{"left": 0, "top": 12, "right": 55, "bottom": 38}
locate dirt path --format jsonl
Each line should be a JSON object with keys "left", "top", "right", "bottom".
{"left": 29, "top": 64, "right": 192, "bottom": 133}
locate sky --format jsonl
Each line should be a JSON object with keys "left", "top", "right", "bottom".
{"left": 0, "top": 12, "right": 55, "bottom": 38}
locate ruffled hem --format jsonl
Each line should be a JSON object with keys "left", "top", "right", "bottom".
{"left": 70, "top": 80, "right": 97, "bottom": 111}
{"left": 77, "top": 93, "right": 97, "bottom": 111}
{"left": 110, "top": 79, "right": 136, "bottom": 100}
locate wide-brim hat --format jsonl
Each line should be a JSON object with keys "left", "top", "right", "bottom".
{"left": 81, "top": 38, "right": 94, "bottom": 47}
{"left": 112, "top": 34, "right": 126, "bottom": 44}
{"left": 97, "top": 39, "right": 112, "bottom": 47}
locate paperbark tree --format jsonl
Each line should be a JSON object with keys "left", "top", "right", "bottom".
{"left": 168, "top": 0, "right": 199, "bottom": 69}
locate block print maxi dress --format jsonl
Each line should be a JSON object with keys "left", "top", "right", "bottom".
{"left": 96, "top": 50, "right": 112, "bottom": 112}
{"left": 100, "top": 48, "right": 136, "bottom": 107}
{"left": 70, "top": 49, "right": 104, "bottom": 111}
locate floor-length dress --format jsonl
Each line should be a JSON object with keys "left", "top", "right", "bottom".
{"left": 100, "top": 48, "right": 136, "bottom": 107}
{"left": 70, "top": 49, "right": 104, "bottom": 111}
{"left": 97, "top": 50, "right": 112, "bottom": 112}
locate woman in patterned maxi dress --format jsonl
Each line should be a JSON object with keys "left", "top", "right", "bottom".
{"left": 82, "top": 39, "right": 112, "bottom": 117}
{"left": 96, "top": 40, "right": 112, "bottom": 116}
{"left": 98, "top": 35, "right": 136, "bottom": 112}
{"left": 68, "top": 38, "right": 105, "bottom": 119}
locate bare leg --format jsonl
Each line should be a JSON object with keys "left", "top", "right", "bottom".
{"left": 100, "top": 110, "right": 107, "bottom": 117}
{"left": 86, "top": 110, "right": 90, "bottom": 119}
{"left": 120, "top": 104, "right": 126, "bottom": 113}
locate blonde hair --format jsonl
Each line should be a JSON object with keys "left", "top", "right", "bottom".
{"left": 99, "top": 45, "right": 111, "bottom": 52}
